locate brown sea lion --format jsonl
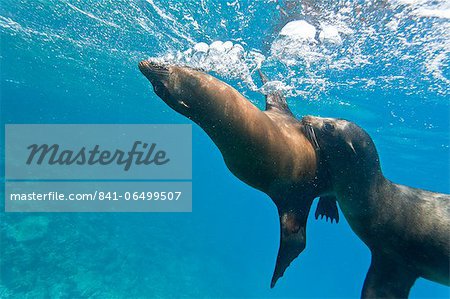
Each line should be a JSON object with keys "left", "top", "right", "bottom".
{"left": 138, "top": 61, "right": 338, "bottom": 287}
{"left": 301, "top": 115, "right": 450, "bottom": 298}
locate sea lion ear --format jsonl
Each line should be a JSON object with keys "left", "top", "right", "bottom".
{"left": 347, "top": 140, "right": 356, "bottom": 154}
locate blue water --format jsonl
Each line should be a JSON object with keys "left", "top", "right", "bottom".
{"left": 1, "top": 0, "right": 449, "bottom": 298}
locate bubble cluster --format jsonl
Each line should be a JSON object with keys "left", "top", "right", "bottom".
{"left": 148, "top": 40, "right": 266, "bottom": 90}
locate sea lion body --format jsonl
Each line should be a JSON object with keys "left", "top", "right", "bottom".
{"left": 139, "top": 62, "right": 336, "bottom": 286}
{"left": 140, "top": 63, "right": 318, "bottom": 197}
{"left": 302, "top": 115, "right": 450, "bottom": 298}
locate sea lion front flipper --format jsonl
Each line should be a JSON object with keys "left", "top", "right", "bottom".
{"left": 271, "top": 199, "right": 313, "bottom": 288}
{"left": 271, "top": 210, "right": 306, "bottom": 288}
{"left": 315, "top": 196, "right": 339, "bottom": 223}
{"left": 257, "top": 69, "right": 293, "bottom": 115}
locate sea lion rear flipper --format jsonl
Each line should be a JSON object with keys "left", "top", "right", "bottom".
{"left": 258, "top": 69, "right": 293, "bottom": 115}
{"left": 315, "top": 196, "right": 339, "bottom": 223}
{"left": 271, "top": 200, "right": 313, "bottom": 288}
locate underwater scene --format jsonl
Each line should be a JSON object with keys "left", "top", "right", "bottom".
{"left": 1, "top": 0, "right": 449, "bottom": 298}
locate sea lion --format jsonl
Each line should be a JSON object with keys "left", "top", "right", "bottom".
{"left": 301, "top": 115, "right": 450, "bottom": 298}
{"left": 138, "top": 61, "right": 338, "bottom": 287}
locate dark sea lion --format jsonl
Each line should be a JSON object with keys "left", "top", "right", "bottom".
{"left": 301, "top": 115, "right": 450, "bottom": 298}
{"left": 138, "top": 61, "right": 338, "bottom": 287}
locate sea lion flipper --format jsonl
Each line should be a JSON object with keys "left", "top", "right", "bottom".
{"left": 315, "top": 196, "right": 339, "bottom": 223}
{"left": 361, "top": 255, "right": 417, "bottom": 298}
{"left": 258, "top": 68, "right": 269, "bottom": 84}
{"left": 271, "top": 201, "right": 313, "bottom": 288}
{"left": 257, "top": 69, "right": 293, "bottom": 114}
{"left": 271, "top": 210, "right": 306, "bottom": 288}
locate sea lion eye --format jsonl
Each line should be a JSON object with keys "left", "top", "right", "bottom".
{"left": 323, "top": 123, "right": 335, "bottom": 133}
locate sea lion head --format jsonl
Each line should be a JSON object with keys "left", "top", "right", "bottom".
{"left": 301, "top": 115, "right": 381, "bottom": 184}
{"left": 139, "top": 60, "right": 204, "bottom": 119}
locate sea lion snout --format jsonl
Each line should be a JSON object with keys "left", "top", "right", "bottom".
{"left": 138, "top": 60, "right": 170, "bottom": 83}
{"left": 139, "top": 60, "right": 179, "bottom": 109}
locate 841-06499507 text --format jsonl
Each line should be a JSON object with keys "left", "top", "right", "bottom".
{"left": 6, "top": 181, "right": 192, "bottom": 212}
{"left": 98, "top": 191, "right": 182, "bottom": 201}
